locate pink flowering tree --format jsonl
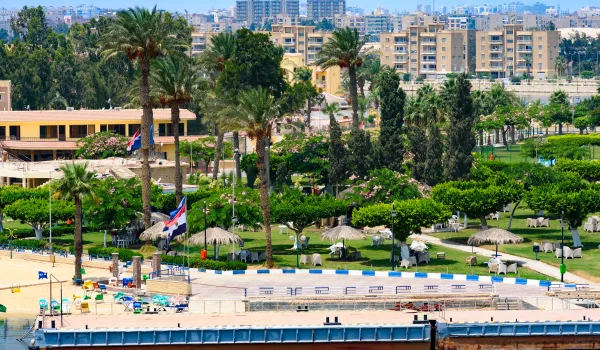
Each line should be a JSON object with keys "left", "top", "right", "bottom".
{"left": 75, "top": 131, "right": 128, "bottom": 159}
{"left": 347, "top": 168, "right": 424, "bottom": 205}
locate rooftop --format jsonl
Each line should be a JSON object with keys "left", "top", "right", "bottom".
{"left": 0, "top": 109, "right": 196, "bottom": 123}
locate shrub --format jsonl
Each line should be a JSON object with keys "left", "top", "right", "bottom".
{"left": 75, "top": 131, "right": 128, "bottom": 159}
{"left": 402, "top": 73, "right": 410, "bottom": 82}
{"left": 0, "top": 238, "right": 47, "bottom": 249}
{"left": 556, "top": 159, "right": 600, "bottom": 182}
{"left": 446, "top": 73, "right": 458, "bottom": 79}
{"left": 160, "top": 255, "right": 247, "bottom": 270}
{"left": 88, "top": 247, "right": 143, "bottom": 261}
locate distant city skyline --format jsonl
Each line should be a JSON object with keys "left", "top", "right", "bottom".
{"left": 3, "top": 0, "right": 592, "bottom": 14}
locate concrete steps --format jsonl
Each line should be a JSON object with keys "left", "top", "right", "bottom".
{"left": 494, "top": 297, "right": 521, "bottom": 310}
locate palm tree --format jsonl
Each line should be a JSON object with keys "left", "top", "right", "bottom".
{"left": 524, "top": 54, "right": 532, "bottom": 84}
{"left": 323, "top": 102, "right": 340, "bottom": 124}
{"left": 54, "top": 163, "right": 97, "bottom": 281}
{"left": 222, "top": 87, "right": 284, "bottom": 267}
{"left": 316, "top": 27, "right": 370, "bottom": 127}
{"left": 197, "top": 32, "right": 237, "bottom": 180}
{"left": 554, "top": 56, "right": 567, "bottom": 79}
{"left": 150, "top": 56, "right": 201, "bottom": 204}
{"left": 99, "top": 6, "right": 187, "bottom": 229}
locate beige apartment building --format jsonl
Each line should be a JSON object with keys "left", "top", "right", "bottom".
{"left": 190, "top": 32, "right": 218, "bottom": 57}
{"left": 476, "top": 24, "right": 560, "bottom": 79}
{"left": 380, "top": 24, "right": 476, "bottom": 78}
{"left": 269, "top": 25, "right": 332, "bottom": 65}
{"left": 0, "top": 81, "right": 11, "bottom": 111}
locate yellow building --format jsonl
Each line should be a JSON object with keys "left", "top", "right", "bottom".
{"left": 282, "top": 53, "right": 342, "bottom": 96}
{"left": 0, "top": 108, "right": 197, "bottom": 162}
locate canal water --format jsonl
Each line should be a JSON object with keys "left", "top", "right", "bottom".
{"left": 0, "top": 318, "right": 34, "bottom": 349}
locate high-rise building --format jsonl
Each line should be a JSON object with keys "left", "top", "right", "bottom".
{"left": 307, "top": 0, "right": 346, "bottom": 21}
{"left": 268, "top": 25, "right": 333, "bottom": 65}
{"left": 476, "top": 24, "right": 560, "bottom": 79}
{"left": 380, "top": 24, "right": 476, "bottom": 78}
{"left": 236, "top": 0, "right": 299, "bottom": 24}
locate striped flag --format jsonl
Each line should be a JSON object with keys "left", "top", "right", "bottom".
{"left": 163, "top": 197, "right": 187, "bottom": 245}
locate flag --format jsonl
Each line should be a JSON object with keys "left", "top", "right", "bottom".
{"left": 150, "top": 125, "right": 155, "bottom": 145}
{"left": 127, "top": 130, "right": 141, "bottom": 152}
{"left": 163, "top": 196, "right": 187, "bottom": 245}
{"left": 359, "top": 121, "right": 365, "bottom": 130}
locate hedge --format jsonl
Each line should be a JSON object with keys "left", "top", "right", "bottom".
{"left": 0, "top": 225, "right": 81, "bottom": 239}
{"left": 88, "top": 247, "right": 143, "bottom": 261}
{"left": 547, "top": 134, "right": 600, "bottom": 147}
{"left": 160, "top": 255, "right": 247, "bottom": 270}
{"left": 556, "top": 159, "right": 600, "bottom": 182}
{"left": 0, "top": 238, "right": 47, "bottom": 249}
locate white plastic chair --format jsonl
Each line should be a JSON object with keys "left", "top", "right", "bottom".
{"left": 312, "top": 254, "right": 322, "bottom": 266}
{"left": 543, "top": 243, "right": 553, "bottom": 253}
{"left": 498, "top": 264, "right": 507, "bottom": 275}
{"left": 250, "top": 252, "right": 259, "bottom": 263}
{"left": 563, "top": 246, "right": 574, "bottom": 259}
{"left": 300, "top": 254, "right": 310, "bottom": 265}
{"left": 574, "top": 248, "right": 583, "bottom": 258}
{"left": 507, "top": 263, "right": 518, "bottom": 274}
{"left": 240, "top": 251, "right": 248, "bottom": 263}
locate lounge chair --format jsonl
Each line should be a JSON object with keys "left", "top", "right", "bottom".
{"left": 543, "top": 243, "right": 553, "bottom": 253}
{"left": 109, "top": 277, "right": 118, "bottom": 287}
{"left": 507, "top": 263, "right": 518, "bottom": 274}
{"left": 527, "top": 218, "right": 537, "bottom": 227}
{"left": 574, "top": 248, "right": 583, "bottom": 258}
{"left": 409, "top": 256, "right": 417, "bottom": 266}
{"left": 489, "top": 263, "right": 498, "bottom": 274}
{"left": 563, "top": 246, "right": 574, "bottom": 259}
{"left": 300, "top": 254, "right": 311, "bottom": 265}
{"left": 312, "top": 254, "right": 322, "bottom": 266}
{"left": 38, "top": 271, "right": 48, "bottom": 280}
{"left": 553, "top": 242, "right": 561, "bottom": 251}
{"left": 61, "top": 299, "right": 71, "bottom": 314}
{"left": 250, "top": 252, "right": 259, "bottom": 263}
{"left": 498, "top": 264, "right": 507, "bottom": 275}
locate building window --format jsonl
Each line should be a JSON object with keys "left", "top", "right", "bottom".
{"left": 442, "top": 38, "right": 446, "bottom": 42}
{"left": 9, "top": 126, "right": 20, "bottom": 140}
{"left": 538, "top": 36, "right": 542, "bottom": 40}
{"left": 158, "top": 123, "right": 184, "bottom": 137}
{"left": 481, "top": 62, "right": 486, "bottom": 67}
{"left": 40, "top": 125, "right": 59, "bottom": 139}
{"left": 538, "top": 45, "right": 542, "bottom": 50}
{"left": 70, "top": 125, "right": 95, "bottom": 138}
{"left": 481, "top": 45, "right": 485, "bottom": 50}
{"left": 538, "top": 54, "right": 542, "bottom": 58}
{"left": 538, "top": 63, "right": 542, "bottom": 69}
{"left": 481, "top": 54, "right": 485, "bottom": 58}
{"left": 481, "top": 36, "right": 485, "bottom": 41}
{"left": 100, "top": 124, "right": 126, "bottom": 136}
{"left": 442, "top": 56, "right": 446, "bottom": 60}
{"left": 442, "top": 47, "right": 446, "bottom": 51}
{"left": 0, "top": 126, "right": 4, "bottom": 140}
{"left": 128, "top": 124, "right": 141, "bottom": 136}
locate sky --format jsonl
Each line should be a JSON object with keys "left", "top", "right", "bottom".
{"left": 5, "top": 0, "right": 589, "bottom": 14}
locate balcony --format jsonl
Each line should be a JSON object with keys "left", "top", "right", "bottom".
{"left": 421, "top": 49, "right": 436, "bottom": 54}
{"left": 394, "top": 40, "right": 409, "bottom": 45}
{"left": 489, "top": 65, "right": 504, "bottom": 71}
{"left": 394, "top": 58, "right": 409, "bottom": 63}
{"left": 518, "top": 47, "right": 533, "bottom": 53}
{"left": 489, "top": 55, "right": 504, "bottom": 61}
{"left": 421, "top": 41, "right": 436, "bottom": 46}
{"left": 489, "top": 39, "right": 503, "bottom": 44}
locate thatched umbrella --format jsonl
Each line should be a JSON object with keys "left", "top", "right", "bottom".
{"left": 321, "top": 225, "right": 366, "bottom": 254}
{"left": 139, "top": 222, "right": 166, "bottom": 241}
{"left": 187, "top": 227, "right": 243, "bottom": 246}
{"left": 467, "top": 228, "right": 524, "bottom": 257}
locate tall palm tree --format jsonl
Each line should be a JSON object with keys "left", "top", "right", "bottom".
{"left": 221, "top": 87, "right": 283, "bottom": 268}
{"left": 54, "top": 163, "right": 97, "bottom": 281}
{"left": 150, "top": 56, "right": 201, "bottom": 204}
{"left": 99, "top": 6, "right": 186, "bottom": 229}
{"left": 316, "top": 27, "right": 370, "bottom": 127}
{"left": 197, "top": 32, "right": 237, "bottom": 180}
{"left": 323, "top": 102, "right": 341, "bottom": 124}
{"left": 554, "top": 56, "right": 567, "bottom": 79}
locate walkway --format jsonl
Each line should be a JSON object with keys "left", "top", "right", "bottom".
{"left": 416, "top": 234, "right": 595, "bottom": 286}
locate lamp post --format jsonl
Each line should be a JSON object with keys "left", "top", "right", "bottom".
{"left": 7, "top": 228, "right": 17, "bottom": 259}
{"left": 203, "top": 201, "right": 207, "bottom": 252}
{"left": 232, "top": 149, "right": 239, "bottom": 256}
{"left": 560, "top": 210, "right": 565, "bottom": 282}
{"left": 391, "top": 204, "right": 397, "bottom": 271}
{"left": 48, "top": 168, "right": 60, "bottom": 246}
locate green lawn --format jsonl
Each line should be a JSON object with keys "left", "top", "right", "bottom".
{"left": 477, "top": 143, "right": 600, "bottom": 163}
{"left": 433, "top": 206, "right": 600, "bottom": 282}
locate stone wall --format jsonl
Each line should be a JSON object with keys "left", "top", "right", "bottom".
{"left": 146, "top": 279, "right": 192, "bottom": 296}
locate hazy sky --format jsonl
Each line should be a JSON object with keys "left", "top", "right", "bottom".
{"left": 6, "top": 0, "right": 587, "bottom": 14}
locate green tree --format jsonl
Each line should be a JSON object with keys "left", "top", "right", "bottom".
{"left": 221, "top": 87, "right": 285, "bottom": 267}
{"left": 574, "top": 116, "right": 590, "bottom": 134}
{"left": 326, "top": 103, "right": 348, "bottom": 193}
{"left": 275, "top": 162, "right": 292, "bottom": 189}
{"left": 54, "top": 163, "right": 98, "bottom": 280}
{"left": 290, "top": 67, "right": 324, "bottom": 130}
{"left": 0, "top": 186, "right": 46, "bottom": 232}
{"left": 11, "top": 6, "right": 49, "bottom": 46}
{"left": 240, "top": 153, "right": 259, "bottom": 188}
{"left": 377, "top": 69, "right": 406, "bottom": 171}
{"left": 555, "top": 56, "right": 567, "bottom": 78}
{"left": 150, "top": 56, "right": 201, "bottom": 204}
{"left": 316, "top": 27, "right": 370, "bottom": 127}
{"left": 75, "top": 132, "right": 128, "bottom": 159}
{"left": 180, "top": 137, "right": 217, "bottom": 175}
{"left": 348, "top": 168, "right": 422, "bottom": 205}
{"left": 548, "top": 89, "right": 571, "bottom": 135}
{"left": 4, "top": 198, "right": 73, "bottom": 240}
{"left": 444, "top": 74, "right": 476, "bottom": 181}
{"left": 0, "top": 29, "right": 10, "bottom": 43}
{"left": 407, "top": 126, "right": 426, "bottom": 181}
{"left": 352, "top": 199, "right": 450, "bottom": 243}
{"left": 100, "top": 6, "right": 187, "bottom": 229}
{"left": 348, "top": 128, "right": 373, "bottom": 178}
{"left": 423, "top": 124, "right": 444, "bottom": 186}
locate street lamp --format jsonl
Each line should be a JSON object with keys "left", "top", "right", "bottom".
{"left": 203, "top": 201, "right": 207, "bottom": 253}
{"left": 48, "top": 168, "right": 60, "bottom": 246}
{"left": 391, "top": 204, "right": 397, "bottom": 271}
{"left": 6, "top": 228, "right": 17, "bottom": 259}
{"left": 560, "top": 210, "right": 566, "bottom": 282}
{"left": 232, "top": 149, "right": 240, "bottom": 256}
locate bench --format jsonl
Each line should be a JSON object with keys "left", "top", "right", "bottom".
{"left": 314, "top": 287, "right": 329, "bottom": 294}
{"left": 423, "top": 285, "right": 440, "bottom": 292}
{"left": 259, "top": 287, "right": 274, "bottom": 295}
{"left": 368, "top": 286, "right": 384, "bottom": 294}
{"left": 479, "top": 284, "right": 494, "bottom": 292}
{"left": 344, "top": 287, "right": 356, "bottom": 295}
{"left": 450, "top": 284, "right": 467, "bottom": 292}
{"left": 395, "top": 286, "right": 412, "bottom": 294}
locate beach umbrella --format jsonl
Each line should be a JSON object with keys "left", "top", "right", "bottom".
{"left": 139, "top": 222, "right": 166, "bottom": 241}
{"left": 321, "top": 225, "right": 366, "bottom": 248}
{"left": 186, "top": 227, "right": 243, "bottom": 246}
{"left": 467, "top": 228, "right": 524, "bottom": 257}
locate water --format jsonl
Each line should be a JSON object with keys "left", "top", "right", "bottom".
{"left": 0, "top": 318, "right": 34, "bottom": 349}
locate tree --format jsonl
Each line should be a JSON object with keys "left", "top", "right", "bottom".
{"left": 548, "top": 90, "right": 571, "bottom": 135}
{"left": 348, "top": 168, "right": 422, "bottom": 205}
{"left": 352, "top": 199, "right": 450, "bottom": 243}
{"left": 75, "top": 132, "right": 128, "bottom": 159}
{"left": 444, "top": 74, "right": 476, "bottom": 181}
{"left": 150, "top": 56, "right": 201, "bottom": 204}
{"left": 11, "top": 6, "right": 49, "bottom": 46}
{"left": 316, "top": 27, "right": 370, "bottom": 127}
{"left": 275, "top": 162, "right": 292, "bottom": 189}
{"left": 377, "top": 69, "right": 406, "bottom": 171}
{"left": 240, "top": 153, "right": 259, "bottom": 188}
{"left": 347, "top": 128, "right": 373, "bottom": 178}
{"left": 433, "top": 179, "right": 523, "bottom": 230}
{"left": 222, "top": 87, "right": 284, "bottom": 267}
{"left": 574, "top": 116, "right": 590, "bottom": 134}
{"left": 84, "top": 177, "right": 142, "bottom": 232}
{"left": 0, "top": 29, "right": 10, "bottom": 43}
{"left": 4, "top": 198, "right": 73, "bottom": 240}
{"left": 407, "top": 126, "right": 426, "bottom": 181}
{"left": 326, "top": 103, "right": 348, "bottom": 193}
{"left": 555, "top": 56, "right": 567, "bottom": 78}
{"left": 53, "top": 163, "right": 97, "bottom": 280}
{"left": 0, "top": 186, "right": 46, "bottom": 232}
{"left": 100, "top": 6, "right": 187, "bottom": 229}
{"left": 423, "top": 124, "right": 444, "bottom": 186}
{"left": 290, "top": 67, "right": 324, "bottom": 130}
{"left": 524, "top": 54, "right": 532, "bottom": 84}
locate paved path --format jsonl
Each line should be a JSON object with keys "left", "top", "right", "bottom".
{"left": 417, "top": 234, "right": 595, "bottom": 286}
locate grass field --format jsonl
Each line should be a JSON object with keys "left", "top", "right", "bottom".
{"left": 476, "top": 143, "right": 600, "bottom": 163}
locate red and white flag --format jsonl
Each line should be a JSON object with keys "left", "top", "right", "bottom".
{"left": 359, "top": 121, "right": 365, "bottom": 130}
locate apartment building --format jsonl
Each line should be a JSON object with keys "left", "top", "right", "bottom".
{"left": 190, "top": 32, "right": 218, "bottom": 57}
{"left": 478, "top": 13, "right": 539, "bottom": 30}
{"left": 275, "top": 14, "right": 302, "bottom": 26}
{"left": 282, "top": 53, "right": 341, "bottom": 96}
{"left": 365, "top": 13, "right": 393, "bottom": 37}
{"left": 380, "top": 24, "right": 476, "bottom": 78}
{"left": 333, "top": 14, "right": 366, "bottom": 34}
{"left": 236, "top": 0, "right": 299, "bottom": 24}
{"left": 269, "top": 25, "right": 332, "bottom": 65}
{"left": 476, "top": 24, "right": 560, "bottom": 79}
{"left": 307, "top": 0, "right": 346, "bottom": 21}
{"left": 0, "top": 81, "right": 10, "bottom": 112}
{"left": 400, "top": 13, "right": 441, "bottom": 30}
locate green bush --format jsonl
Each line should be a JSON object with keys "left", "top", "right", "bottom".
{"left": 0, "top": 238, "right": 47, "bottom": 249}
{"left": 547, "top": 134, "right": 600, "bottom": 147}
{"left": 446, "top": 73, "right": 458, "bottom": 79}
{"left": 88, "top": 247, "right": 143, "bottom": 261}
{"left": 556, "top": 159, "right": 600, "bottom": 182}
{"left": 160, "top": 255, "right": 247, "bottom": 270}
{"left": 402, "top": 73, "right": 410, "bottom": 82}
{"left": 581, "top": 71, "right": 594, "bottom": 79}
